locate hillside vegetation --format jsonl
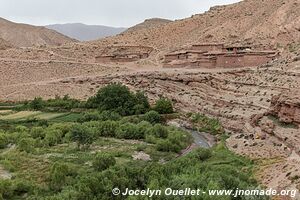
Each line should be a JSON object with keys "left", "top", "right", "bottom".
{"left": 0, "top": 84, "right": 264, "bottom": 199}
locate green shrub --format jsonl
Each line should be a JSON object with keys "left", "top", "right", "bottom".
{"left": 29, "top": 97, "right": 44, "bottom": 110}
{"left": 194, "top": 148, "right": 212, "bottom": 161}
{"left": 116, "top": 123, "right": 141, "bottom": 139}
{"left": 154, "top": 98, "right": 173, "bottom": 114}
{"left": 98, "top": 111, "right": 121, "bottom": 121}
{"left": 96, "top": 120, "right": 119, "bottom": 137}
{"left": 92, "top": 153, "right": 116, "bottom": 171}
{"left": 49, "top": 162, "right": 70, "bottom": 191}
{"left": 79, "top": 111, "right": 101, "bottom": 122}
{"left": 191, "top": 113, "right": 224, "bottom": 135}
{"left": 156, "top": 140, "right": 176, "bottom": 152}
{"left": 70, "top": 124, "right": 94, "bottom": 149}
{"left": 147, "top": 124, "right": 168, "bottom": 138}
{"left": 143, "top": 111, "right": 161, "bottom": 124}
{"left": 44, "top": 129, "right": 63, "bottom": 146}
{"left": 18, "top": 138, "right": 35, "bottom": 153}
{"left": 136, "top": 121, "right": 152, "bottom": 136}
{"left": 0, "top": 180, "right": 13, "bottom": 199}
{"left": 134, "top": 91, "right": 150, "bottom": 114}
{"left": 30, "top": 127, "right": 46, "bottom": 139}
{"left": 14, "top": 125, "right": 29, "bottom": 133}
{"left": 0, "top": 132, "right": 8, "bottom": 149}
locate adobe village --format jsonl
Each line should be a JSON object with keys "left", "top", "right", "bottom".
{"left": 0, "top": 0, "right": 299, "bottom": 199}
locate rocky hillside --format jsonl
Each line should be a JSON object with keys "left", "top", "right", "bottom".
{"left": 93, "top": 0, "right": 300, "bottom": 53}
{"left": 124, "top": 18, "right": 172, "bottom": 33}
{"left": 0, "top": 38, "right": 11, "bottom": 50}
{"left": 0, "top": 18, "right": 76, "bottom": 47}
{"left": 46, "top": 23, "right": 126, "bottom": 41}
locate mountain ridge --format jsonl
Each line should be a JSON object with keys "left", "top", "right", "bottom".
{"left": 46, "top": 23, "right": 127, "bottom": 41}
{"left": 0, "top": 17, "right": 76, "bottom": 47}
{"left": 92, "top": 0, "right": 300, "bottom": 54}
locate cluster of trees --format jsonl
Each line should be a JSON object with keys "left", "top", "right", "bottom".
{"left": 86, "top": 83, "right": 174, "bottom": 116}
{"left": 0, "top": 112, "right": 190, "bottom": 153}
{"left": 23, "top": 95, "right": 83, "bottom": 111}
{"left": 20, "top": 83, "right": 174, "bottom": 116}
{"left": 0, "top": 145, "right": 264, "bottom": 200}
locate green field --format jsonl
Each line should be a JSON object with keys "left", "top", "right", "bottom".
{"left": 0, "top": 111, "right": 76, "bottom": 121}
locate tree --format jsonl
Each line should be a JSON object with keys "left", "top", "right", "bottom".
{"left": 134, "top": 91, "right": 150, "bottom": 114}
{"left": 92, "top": 153, "right": 116, "bottom": 171}
{"left": 70, "top": 124, "right": 94, "bottom": 149}
{"left": 143, "top": 111, "right": 161, "bottom": 124}
{"left": 29, "top": 97, "right": 44, "bottom": 110}
{"left": 154, "top": 98, "right": 174, "bottom": 114}
{"left": 87, "top": 83, "right": 137, "bottom": 116}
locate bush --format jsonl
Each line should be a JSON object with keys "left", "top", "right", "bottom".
{"left": 153, "top": 98, "right": 173, "bottom": 114}
{"left": 194, "top": 148, "right": 212, "bottom": 161}
{"left": 49, "top": 162, "right": 70, "bottom": 191}
{"left": 97, "top": 120, "right": 119, "bottom": 137}
{"left": 18, "top": 138, "right": 35, "bottom": 153}
{"left": 30, "top": 127, "right": 46, "bottom": 139}
{"left": 92, "top": 153, "right": 116, "bottom": 171}
{"left": 136, "top": 121, "right": 152, "bottom": 136}
{"left": 29, "top": 97, "right": 44, "bottom": 110}
{"left": 116, "top": 123, "right": 141, "bottom": 139}
{"left": 79, "top": 111, "right": 101, "bottom": 122}
{"left": 79, "top": 110, "right": 121, "bottom": 123}
{"left": 143, "top": 111, "right": 161, "bottom": 124}
{"left": 191, "top": 113, "right": 224, "bottom": 135}
{"left": 98, "top": 111, "right": 121, "bottom": 121}
{"left": 134, "top": 91, "right": 150, "bottom": 114}
{"left": 0, "top": 132, "right": 8, "bottom": 149}
{"left": 70, "top": 124, "right": 94, "bottom": 149}
{"left": 44, "top": 129, "right": 63, "bottom": 146}
{"left": 147, "top": 124, "right": 168, "bottom": 139}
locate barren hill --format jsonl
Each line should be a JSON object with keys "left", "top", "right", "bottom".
{"left": 93, "top": 0, "right": 300, "bottom": 53}
{"left": 46, "top": 23, "right": 126, "bottom": 41}
{"left": 0, "top": 38, "right": 11, "bottom": 50}
{"left": 0, "top": 17, "right": 76, "bottom": 47}
{"left": 124, "top": 18, "right": 172, "bottom": 33}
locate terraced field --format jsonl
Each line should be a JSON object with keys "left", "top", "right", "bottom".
{"left": 0, "top": 111, "right": 69, "bottom": 121}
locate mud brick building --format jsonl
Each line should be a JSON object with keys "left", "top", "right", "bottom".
{"left": 164, "top": 43, "right": 278, "bottom": 68}
{"left": 95, "top": 46, "right": 153, "bottom": 63}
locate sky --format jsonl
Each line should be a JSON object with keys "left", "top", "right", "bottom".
{"left": 0, "top": 0, "right": 241, "bottom": 27}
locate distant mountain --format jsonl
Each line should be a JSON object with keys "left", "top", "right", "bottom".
{"left": 46, "top": 23, "right": 127, "bottom": 41}
{"left": 0, "top": 17, "right": 76, "bottom": 47}
{"left": 125, "top": 18, "right": 172, "bottom": 33}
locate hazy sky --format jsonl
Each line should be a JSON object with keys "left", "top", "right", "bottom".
{"left": 0, "top": 0, "right": 241, "bottom": 27}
